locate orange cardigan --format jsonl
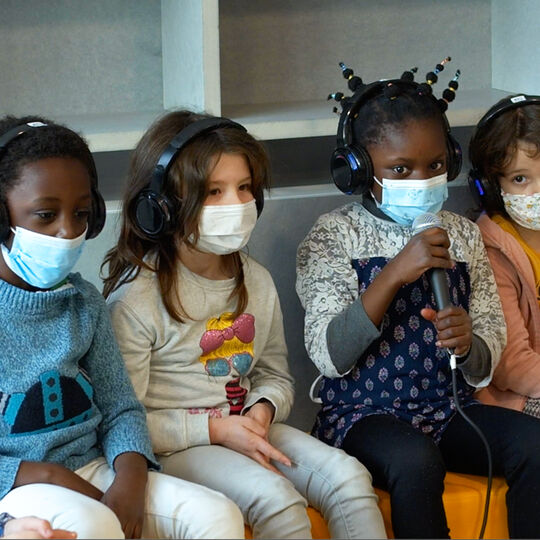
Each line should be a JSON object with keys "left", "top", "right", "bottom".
{"left": 475, "top": 213, "right": 540, "bottom": 411}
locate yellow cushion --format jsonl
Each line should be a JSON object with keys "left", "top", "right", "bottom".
{"left": 245, "top": 472, "right": 508, "bottom": 539}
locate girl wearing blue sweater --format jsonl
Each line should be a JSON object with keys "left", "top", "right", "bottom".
{"left": 0, "top": 116, "right": 244, "bottom": 539}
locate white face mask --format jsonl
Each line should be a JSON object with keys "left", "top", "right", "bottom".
{"left": 193, "top": 199, "right": 257, "bottom": 255}
{"left": 501, "top": 190, "right": 540, "bottom": 230}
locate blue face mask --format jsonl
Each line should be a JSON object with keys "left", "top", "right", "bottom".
{"left": 372, "top": 173, "right": 448, "bottom": 226}
{"left": 1, "top": 226, "right": 86, "bottom": 289}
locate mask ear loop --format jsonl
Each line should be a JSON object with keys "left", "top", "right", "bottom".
{"left": 309, "top": 374, "right": 323, "bottom": 404}
{"left": 370, "top": 177, "right": 384, "bottom": 207}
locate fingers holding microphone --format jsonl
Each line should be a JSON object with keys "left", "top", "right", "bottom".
{"left": 391, "top": 214, "right": 453, "bottom": 286}
{"left": 413, "top": 213, "right": 473, "bottom": 356}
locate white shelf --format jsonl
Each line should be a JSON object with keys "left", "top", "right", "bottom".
{"left": 2, "top": 1, "right": 531, "bottom": 153}
{"left": 61, "top": 88, "right": 513, "bottom": 152}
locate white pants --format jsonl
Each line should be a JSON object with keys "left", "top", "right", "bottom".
{"left": 77, "top": 456, "right": 244, "bottom": 539}
{"left": 0, "top": 483, "right": 124, "bottom": 539}
{"left": 0, "top": 458, "right": 245, "bottom": 539}
{"left": 160, "top": 423, "right": 386, "bottom": 539}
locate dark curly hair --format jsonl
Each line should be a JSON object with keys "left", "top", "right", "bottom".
{"left": 352, "top": 85, "right": 448, "bottom": 150}
{"left": 0, "top": 115, "right": 101, "bottom": 242}
{"left": 468, "top": 98, "right": 540, "bottom": 216}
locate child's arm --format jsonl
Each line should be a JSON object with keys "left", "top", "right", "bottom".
{"left": 296, "top": 212, "right": 454, "bottom": 378}
{"left": 208, "top": 413, "right": 291, "bottom": 475}
{"left": 13, "top": 462, "right": 103, "bottom": 500}
{"left": 100, "top": 452, "right": 147, "bottom": 539}
{"left": 462, "top": 221, "right": 507, "bottom": 386}
{"left": 240, "top": 286, "right": 294, "bottom": 424}
{"left": 80, "top": 289, "right": 158, "bottom": 537}
{"left": 81, "top": 294, "right": 157, "bottom": 470}
{"left": 484, "top": 248, "right": 540, "bottom": 395}
{"left": 362, "top": 226, "right": 453, "bottom": 325}
{"left": 296, "top": 212, "right": 383, "bottom": 378}
{"left": 108, "top": 299, "right": 211, "bottom": 454}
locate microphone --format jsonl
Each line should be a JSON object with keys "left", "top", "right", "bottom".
{"left": 412, "top": 213, "right": 452, "bottom": 311}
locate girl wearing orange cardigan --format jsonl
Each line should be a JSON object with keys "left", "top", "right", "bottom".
{"left": 469, "top": 94, "right": 540, "bottom": 416}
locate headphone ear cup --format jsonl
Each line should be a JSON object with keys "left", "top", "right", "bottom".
{"left": 467, "top": 169, "right": 486, "bottom": 208}
{"left": 86, "top": 187, "right": 106, "bottom": 239}
{"left": 331, "top": 145, "right": 373, "bottom": 195}
{"left": 446, "top": 133, "right": 462, "bottom": 181}
{"left": 135, "top": 189, "right": 175, "bottom": 239}
{"left": 0, "top": 202, "right": 9, "bottom": 244}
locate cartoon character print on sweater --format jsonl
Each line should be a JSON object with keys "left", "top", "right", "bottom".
{"left": 199, "top": 312, "right": 255, "bottom": 414}
{"left": 0, "top": 369, "right": 95, "bottom": 436}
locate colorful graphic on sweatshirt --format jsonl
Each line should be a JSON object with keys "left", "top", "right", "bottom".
{"left": 199, "top": 312, "right": 255, "bottom": 413}
{"left": 0, "top": 369, "right": 95, "bottom": 436}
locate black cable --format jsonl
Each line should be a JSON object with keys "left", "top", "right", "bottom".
{"left": 448, "top": 352, "right": 493, "bottom": 539}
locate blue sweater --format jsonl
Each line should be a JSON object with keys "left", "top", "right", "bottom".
{"left": 0, "top": 273, "right": 158, "bottom": 498}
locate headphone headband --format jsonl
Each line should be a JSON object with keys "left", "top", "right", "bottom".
{"left": 150, "top": 117, "right": 247, "bottom": 194}
{"left": 477, "top": 94, "right": 540, "bottom": 129}
{"left": 0, "top": 122, "right": 48, "bottom": 156}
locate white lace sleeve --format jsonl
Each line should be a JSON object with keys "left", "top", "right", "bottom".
{"left": 458, "top": 217, "right": 507, "bottom": 387}
{"left": 296, "top": 208, "right": 362, "bottom": 378}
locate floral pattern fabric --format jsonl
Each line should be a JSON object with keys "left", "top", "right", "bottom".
{"left": 296, "top": 202, "right": 506, "bottom": 447}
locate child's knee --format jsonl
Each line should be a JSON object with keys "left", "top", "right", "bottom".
{"left": 187, "top": 497, "right": 244, "bottom": 539}
{"left": 58, "top": 498, "right": 124, "bottom": 539}
{"left": 332, "top": 451, "right": 376, "bottom": 489}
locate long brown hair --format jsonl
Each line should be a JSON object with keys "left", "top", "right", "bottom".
{"left": 102, "top": 110, "right": 270, "bottom": 322}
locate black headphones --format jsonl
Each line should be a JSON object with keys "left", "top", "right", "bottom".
{"left": 331, "top": 80, "right": 463, "bottom": 195}
{"left": 134, "top": 116, "right": 263, "bottom": 239}
{"left": 0, "top": 121, "right": 106, "bottom": 243}
{"left": 468, "top": 94, "right": 540, "bottom": 208}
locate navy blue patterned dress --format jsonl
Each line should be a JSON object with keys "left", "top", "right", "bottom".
{"left": 312, "top": 256, "right": 478, "bottom": 448}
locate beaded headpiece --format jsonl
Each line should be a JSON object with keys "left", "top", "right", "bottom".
{"left": 328, "top": 56, "right": 461, "bottom": 115}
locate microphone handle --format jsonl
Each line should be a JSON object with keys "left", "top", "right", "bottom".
{"left": 427, "top": 268, "right": 452, "bottom": 310}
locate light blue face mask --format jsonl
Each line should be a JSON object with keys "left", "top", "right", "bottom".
{"left": 372, "top": 172, "right": 448, "bottom": 226}
{"left": 1, "top": 226, "right": 86, "bottom": 289}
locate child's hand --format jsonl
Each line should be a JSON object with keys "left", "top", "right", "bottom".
{"left": 3, "top": 517, "right": 76, "bottom": 539}
{"left": 209, "top": 415, "right": 291, "bottom": 474}
{"left": 421, "top": 306, "right": 472, "bottom": 356}
{"left": 101, "top": 453, "right": 147, "bottom": 539}
{"left": 244, "top": 400, "right": 276, "bottom": 467}
{"left": 244, "top": 400, "right": 275, "bottom": 435}
{"left": 389, "top": 228, "right": 453, "bottom": 287}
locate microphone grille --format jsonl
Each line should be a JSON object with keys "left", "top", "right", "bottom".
{"left": 412, "top": 212, "right": 443, "bottom": 235}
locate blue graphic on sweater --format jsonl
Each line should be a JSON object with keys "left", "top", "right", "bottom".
{"left": 0, "top": 369, "right": 95, "bottom": 436}
{"left": 313, "top": 256, "right": 477, "bottom": 448}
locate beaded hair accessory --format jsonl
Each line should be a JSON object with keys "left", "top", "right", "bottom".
{"left": 328, "top": 56, "right": 461, "bottom": 114}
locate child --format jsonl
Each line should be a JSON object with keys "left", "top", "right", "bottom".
{"left": 0, "top": 116, "right": 244, "bottom": 540}
{"left": 103, "top": 110, "right": 386, "bottom": 539}
{"left": 469, "top": 95, "right": 540, "bottom": 416}
{"left": 296, "top": 63, "right": 540, "bottom": 538}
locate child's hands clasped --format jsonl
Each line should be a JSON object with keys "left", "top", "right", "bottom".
{"left": 209, "top": 403, "right": 291, "bottom": 475}
{"left": 421, "top": 306, "right": 472, "bottom": 357}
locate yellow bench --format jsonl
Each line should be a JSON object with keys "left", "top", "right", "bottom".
{"left": 245, "top": 472, "right": 508, "bottom": 539}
